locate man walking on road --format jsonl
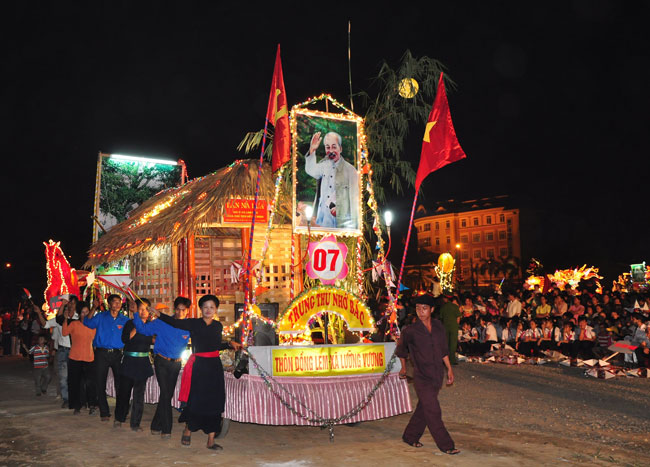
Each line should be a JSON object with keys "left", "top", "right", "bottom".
{"left": 439, "top": 295, "right": 461, "bottom": 365}
{"left": 397, "top": 294, "right": 460, "bottom": 455}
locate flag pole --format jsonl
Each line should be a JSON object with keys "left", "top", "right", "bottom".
{"left": 243, "top": 118, "right": 269, "bottom": 310}
{"left": 395, "top": 189, "right": 420, "bottom": 296}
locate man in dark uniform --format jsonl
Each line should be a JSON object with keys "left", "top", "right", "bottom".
{"left": 396, "top": 294, "right": 459, "bottom": 455}
{"left": 439, "top": 294, "right": 461, "bottom": 365}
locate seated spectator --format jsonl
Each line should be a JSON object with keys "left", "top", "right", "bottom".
{"left": 486, "top": 297, "right": 500, "bottom": 317}
{"left": 519, "top": 320, "right": 542, "bottom": 357}
{"left": 474, "top": 296, "right": 487, "bottom": 314}
{"left": 461, "top": 298, "right": 475, "bottom": 319}
{"left": 552, "top": 296, "right": 568, "bottom": 317}
{"left": 557, "top": 322, "right": 575, "bottom": 357}
{"left": 506, "top": 293, "right": 522, "bottom": 318}
{"left": 634, "top": 326, "right": 650, "bottom": 368}
{"left": 569, "top": 297, "right": 585, "bottom": 321}
{"left": 483, "top": 316, "right": 498, "bottom": 352}
{"left": 572, "top": 316, "right": 596, "bottom": 359}
{"left": 629, "top": 313, "right": 647, "bottom": 345}
{"left": 457, "top": 321, "right": 474, "bottom": 355}
{"left": 538, "top": 319, "right": 556, "bottom": 352}
{"left": 535, "top": 295, "right": 551, "bottom": 319}
{"left": 593, "top": 320, "right": 612, "bottom": 359}
{"left": 501, "top": 318, "right": 517, "bottom": 347}
{"left": 513, "top": 321, "right": 525, "bottom": 352}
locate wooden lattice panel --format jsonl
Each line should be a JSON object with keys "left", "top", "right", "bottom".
{"left": 195, "top": 235, "right": 242, "bottom": 324}
{"left": 253, "top": 226, "right": 292, "bottom": 310}
{"left": 131, "top": 245, "right": 174, "bottom": 311}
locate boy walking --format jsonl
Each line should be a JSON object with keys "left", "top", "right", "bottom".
{"left": 24, "top": 334, "right": 51, "bottom": 396}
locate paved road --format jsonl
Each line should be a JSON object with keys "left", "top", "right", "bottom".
{"left": 1, "top": 355, "right": 648, "bottom": 466}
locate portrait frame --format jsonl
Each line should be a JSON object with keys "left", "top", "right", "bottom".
{"left": 291, "top": 108, "right": 363, "bottom": 236}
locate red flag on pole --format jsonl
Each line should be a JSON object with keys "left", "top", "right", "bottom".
{"left": 414, "top": 73, "right": 467, "bottom": 191}
{"left": 266, "top": 44, "right": 290, "bottom": 172}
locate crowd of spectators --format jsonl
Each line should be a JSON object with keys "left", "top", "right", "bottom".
{"left": 403, "top": 285, "right": 650, "bottom": 367}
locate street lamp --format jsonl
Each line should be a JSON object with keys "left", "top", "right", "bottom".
{"left": 383, "top": 211, "right": 393, "bottom": 259}
{"left": 304, "top": 205, "right": 313, "bottom": 226}
{"left": 455, "top": 244, "right": 462, "bottom": 291}
{"left": 4, "top": 262, "right": 11, "bottom": 269}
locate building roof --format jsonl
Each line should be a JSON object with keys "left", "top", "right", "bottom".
{"left": 414, "top": 195, "right": 515, "bottom": 219}
{"left": 85, "top": 159, "right": 290, "bottom": 267}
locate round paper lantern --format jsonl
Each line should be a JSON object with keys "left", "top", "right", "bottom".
{"left": 438, "top": 253, "right": 455, "bottom": 273}
{"left": 398, "top": 78, "right": 419, "bottom": 98}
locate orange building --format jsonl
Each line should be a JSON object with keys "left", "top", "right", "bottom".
{"left": 413, "top": 196, "right": 521, "bottom": 287}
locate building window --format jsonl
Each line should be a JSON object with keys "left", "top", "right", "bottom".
{"left": 499, "top": 247, "right": 508, "bottom": 257}
{"left": 487, "top": 248, "right": 495, "bottom": 258}
{"left": 507, "top": 218, "right": 512, "bottom": 226}
{"left": 424, "top": 223, "right": 431, "bottom": 231}
{"left": 434, "top": 221, "right": 439, "bottom": 230}
{"left": 485, "top": 232, "right": 494, "bottom": 241}
{"left": 460, "top": 235, "right": 469, "bottom": 243}
{"left": 472, "top": 233, "right": 481, "bottom": 243}
{"left": 445, "top": 220, "right": 450, "bottom": 229}
{"left": 498, "top": 230, "right": 506, "bottom": 240}
{"left": 462, "top": 267, "right": 470, "bottom": 277}
{"left": 417, "top": 225, "right": 422, "bottom": 232}
{"left": 446, "top": 236, "right": 451, "bottom": 244}
{"left": 461, "top": 218, "right": 467, "bottom": 228}
{"left": 461, "top": 251, "right": 469, "bottom": 260}
{"left": 499, "top": 214, "right": 504, "bottom": 223}
{"left": 473, "top": 249, "right": 482, "bottom": 259}
{"left": 486, "top": 216, "right": 492, "bottom": 225}
{"left": 421, "top": 237, "right": 431, "bottom": 246}
{"left": 435, "top": 237, "right": 440, "bottom": 246}
{"left": 473, "top": 217, "right": 479, "bottom": 226}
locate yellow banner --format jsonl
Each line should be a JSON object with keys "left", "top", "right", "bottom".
{"left": 278, "top": 286, "right": 374, "bottom": 334}
{"left": 271, "top": 344, "right": 387, "bottom": 377}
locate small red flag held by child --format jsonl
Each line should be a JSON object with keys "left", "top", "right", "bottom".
{"left": 266, "top": 45, "right": 290, "bottom": 172}
{"left": 414, "top": 73, "right": 467, "bottom": 192}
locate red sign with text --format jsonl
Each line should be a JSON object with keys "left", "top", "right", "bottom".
{"left": 223, "top": 199, "right": 268, "bottom": 224}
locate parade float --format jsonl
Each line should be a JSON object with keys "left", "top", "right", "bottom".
{"left": 87, "top": 46, "right": 470, "bottom": 439}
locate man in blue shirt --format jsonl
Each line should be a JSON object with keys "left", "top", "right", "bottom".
{"left": 134, "top": 296, "right": 191, "bottom": 439}
{"left": 83, "top": 294, "right": 129, "bottom": 421}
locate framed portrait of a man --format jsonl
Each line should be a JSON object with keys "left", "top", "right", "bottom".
{"left": 292, "top": 109, "right": 362, "bottom": 236}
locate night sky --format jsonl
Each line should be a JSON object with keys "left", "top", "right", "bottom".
{"left": 2, "top": 1, "right": 649, "bottom": 302}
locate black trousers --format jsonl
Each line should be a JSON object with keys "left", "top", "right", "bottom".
{"left": 572, "top": 340, "right": 594, "bottom": 359}
{"left": 95, "top": 348, "right": 122, "bottom": 418}
{"left": 68, "top": 359, "right": 96, "bottom": 411}
{"left": 115, "top": 375, "right": 147, "bottom": 427}
{"left": 518, "top": 341, "right": 539, "bottom": 357}
{"left": 151, "top": 355, "right": 182, "bottom": 434}
{"left": 403, "top": 379, "right": 454, "bottom": 452}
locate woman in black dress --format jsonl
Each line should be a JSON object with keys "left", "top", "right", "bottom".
{"left": 154, "top": 294, "right": 241, "bottom": 450}
{"left": 114, "top": 298, "right": 154, "bottom": 431}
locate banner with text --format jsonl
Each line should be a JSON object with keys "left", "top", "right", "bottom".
{"left": 271, "top": 344, "right": 387, "bottom": 377}
{"left": 278, "top": 286, "right": 374, "bottom": 334}
{"left": 223, "top": 198, "right": 268, "bottom": 224}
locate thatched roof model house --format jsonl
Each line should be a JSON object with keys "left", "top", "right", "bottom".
{"left": 86, "top": 159, "right": 294, "bottom": 321}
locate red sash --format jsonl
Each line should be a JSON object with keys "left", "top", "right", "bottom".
{"left": 179, "top": 350, "right": 220, "bottom": 403}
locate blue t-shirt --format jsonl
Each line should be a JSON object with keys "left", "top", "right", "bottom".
{"left": 133, "top": 312, "right": 190, "bottom": 359}
{"left": 83, "top": 311, "right": 129, "bottom": 349}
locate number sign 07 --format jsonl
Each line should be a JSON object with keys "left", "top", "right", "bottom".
{"left": 306, "top": 236, "right": 349, "bottom": 284}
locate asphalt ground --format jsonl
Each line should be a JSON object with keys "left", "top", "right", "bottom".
{"left": 1, "top": 355, "right": 648, "bottom": 466}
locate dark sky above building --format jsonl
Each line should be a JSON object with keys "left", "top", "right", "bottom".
{"left": 1, "top": 1, "right": 648, "bottom": 298}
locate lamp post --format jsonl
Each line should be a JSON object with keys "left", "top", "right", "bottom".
{"left": 455, "top": 244, "right": 461, "bottom": 291}
{"left": 384, "top": 211, "right": 393, "bottom": 257}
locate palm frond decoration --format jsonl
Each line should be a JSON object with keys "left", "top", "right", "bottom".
{"left": 236, "top": 129, "right": 273, "bottom": 160}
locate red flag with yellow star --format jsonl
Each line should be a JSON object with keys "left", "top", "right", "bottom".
{"left": 414, "top": 73, "right": 467, "bottom": 191}
{"left": 266, "top": 45, "right": 290, "bottom": 172}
